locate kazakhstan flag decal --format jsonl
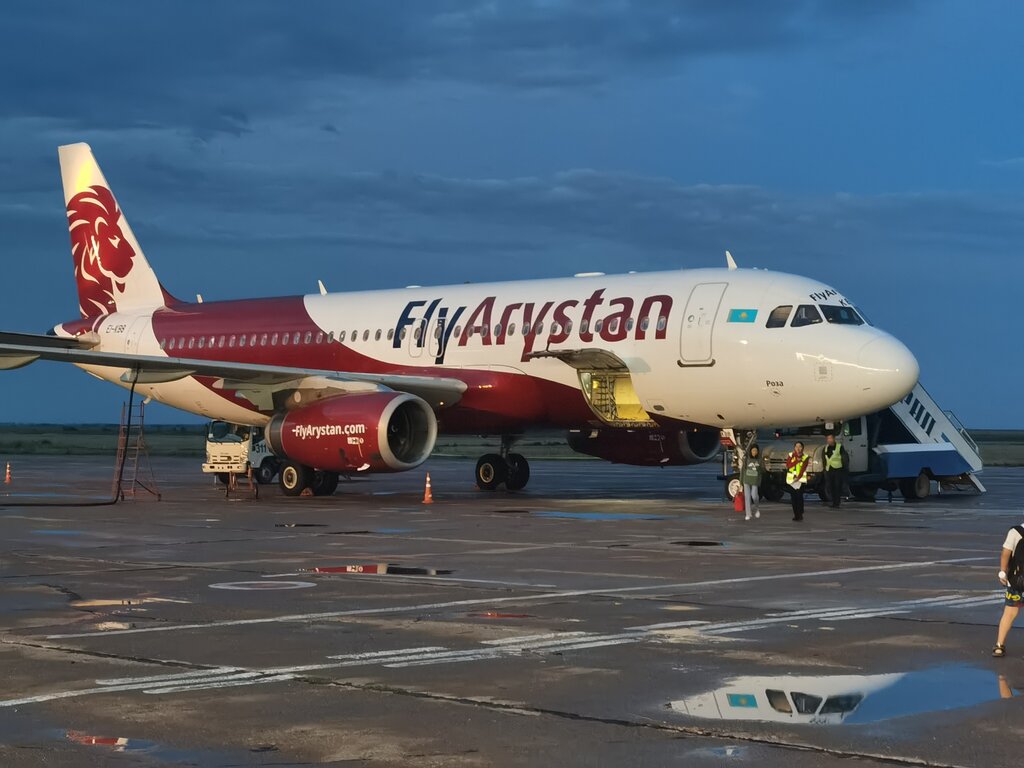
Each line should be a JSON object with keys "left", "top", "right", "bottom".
{"left": 727, "top": 308, "right": 758, "bottom": 323}
{"left": 726, "top": 693, "right": 758, "bottom": 708}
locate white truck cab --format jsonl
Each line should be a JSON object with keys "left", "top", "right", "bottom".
{"left": 752, "top": 393, "right": 983, "bottom": 503}
{"left": 202, "top": 421, "right": 279, "bottom": 484}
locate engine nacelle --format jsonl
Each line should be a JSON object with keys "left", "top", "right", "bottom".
{"left": 266, "top": 392, "right": 437, "bottom": 473}
{"left": 566, "top": 427, "right": 720, "bottom": 466}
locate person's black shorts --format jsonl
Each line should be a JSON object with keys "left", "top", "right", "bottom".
{"left": 1005, "top": 587, "right": 1023, "bottom": 607}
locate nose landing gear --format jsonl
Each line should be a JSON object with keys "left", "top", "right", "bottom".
{"left": 475, "top": 436, "right": 531, "bottom": 491}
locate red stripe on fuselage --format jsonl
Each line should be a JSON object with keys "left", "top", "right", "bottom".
{"left": 149, "top": 297, "right": 594, "bottom": 431}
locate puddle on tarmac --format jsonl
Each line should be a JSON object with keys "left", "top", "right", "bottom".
{"left": 0, "top": 710, "right": 297, "bottom": 768}
{"left": 532, "top": 510, "right": 669, "bottom": 521}
{"left": 669, "top": 665, "right": 1017, "bottom": 725}
{"left": 3, "top": 492, "right": 106, "bottom": 499}
{"left": 671, "top": 540, "right": 724, "bottom": 547}
{"left": 324, "top": 528, "right": 413, "bottom": 535}
{"left": 31, "top": 529, "right": 85, "bottom": 536}
{"left": 688, "top": 745, "right": 747, "bottom": 759}
{"left": 62, "top": 730, "right": 295, "bottom": 765}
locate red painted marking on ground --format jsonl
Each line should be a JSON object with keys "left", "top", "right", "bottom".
{"left": 308, "top": 564, "right": 387, "bottom": 575}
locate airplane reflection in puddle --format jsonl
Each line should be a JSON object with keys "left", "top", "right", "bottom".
{"left": 670, "top": 666, "right": 1018, "bottom": 726}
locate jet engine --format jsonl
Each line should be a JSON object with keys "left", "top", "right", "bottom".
{"left": 266, "top": 391, "right": 437, "bottom": 473}
{"left": 566, "top": 426, "right": 721, "bottom": 466}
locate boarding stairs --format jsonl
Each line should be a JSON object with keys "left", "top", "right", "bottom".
{"left": 883, "top": 382, "right": 985, "bottom": 492}
{"left": 112, "top": 401, "right": 161, "bottom": 501}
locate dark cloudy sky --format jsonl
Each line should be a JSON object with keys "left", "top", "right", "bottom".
{"left": 0, "top": 1, "right": 1020, "bottom": 427}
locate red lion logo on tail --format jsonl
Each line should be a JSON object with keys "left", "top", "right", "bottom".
{"left": 67, "top": 185, "right": 136, "bottom": 317}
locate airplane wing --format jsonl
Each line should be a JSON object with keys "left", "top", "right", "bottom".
{"left": 0, "top": 332, "right": 467, "bottom": 410}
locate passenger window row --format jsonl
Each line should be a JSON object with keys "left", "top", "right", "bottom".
{"left": 157, "top": 315, "right": 672, "bottom": 351}
{"left": 161, "top": 330, "right": 330, "bottom": 351}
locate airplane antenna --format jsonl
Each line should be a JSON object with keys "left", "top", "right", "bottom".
{"left": 318, "top": 279, "right": 328, "bottom": 296}
{"left": 196, "top": 294, "right": 204, "bottom": 303}
{"left": 725, "top": 250, "right": 738, "bottom": 271}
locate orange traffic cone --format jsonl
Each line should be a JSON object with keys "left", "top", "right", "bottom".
{"left": 3, "top": 462, "right": 10, "bottom": 484}
{"left": 422, "top": 472, "right": 433, "bottom": 504}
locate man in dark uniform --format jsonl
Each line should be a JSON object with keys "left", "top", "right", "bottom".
{"left": 823, "top": 433, "right": 848, "bottom": 508}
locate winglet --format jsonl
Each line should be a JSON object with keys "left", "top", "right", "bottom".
{"left": 725, "top": 250, "right": 738, "bottom": 271}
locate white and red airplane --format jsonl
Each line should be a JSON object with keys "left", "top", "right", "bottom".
{"left": 0, "top": 144, "right": 918, "bottom": 495}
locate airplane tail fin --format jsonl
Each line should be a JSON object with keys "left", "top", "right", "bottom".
{"left": 59, "top": 143, "right": 176, "bottom": 318}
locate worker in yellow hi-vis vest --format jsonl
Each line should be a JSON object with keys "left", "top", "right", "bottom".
{"left": 786, "top": 442, "right": 810, "bottom": 522}
{"left": 823, "top": 433, "right": 849, "bottom": 509}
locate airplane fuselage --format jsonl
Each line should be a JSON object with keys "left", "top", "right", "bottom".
{"left": 62, "top": 267, "right": 918, "bottom": 434}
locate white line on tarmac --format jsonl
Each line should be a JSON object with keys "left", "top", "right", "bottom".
{"left": 144, "top": 673, "right": 296, "bottom": 695}
{"left": 381, "top": 648, "right": 516, "bottom": 667}
{"left": 483, "top": 632, "right": 591, "bottom": 646}
{"left": 134, "top": 670, "right": 268, "bottom": 687}
{"left": 538, "top": 638, "right": 641, "bottom": 654}
{"left": 44, "top": 556, "right": 987, "bottom": 640}
{"left": 625, "top": 620, "right": 711, "bottom": 631}
{"left": 827, "top": 610, "right": 914, "bottom": 622}
{"left": 386, "top": 638, "right": 641, "bottom": 667}
{"left": 0, "top": 584, "right": 1003, "bottom": 709}
{"left": 325, "top": 646, "right": 446, "bottom": 661}
{"left": 701, "top": 593, "right": 1001, "bottom": 634}
{"left": 262, "top": 572, "right": 558, "bottom": 588}
{"left": 97, "top": 667, "right": 244, "bottom": 686}
{"left": 483, "top": 633, "right": 627, "bottom": 652}
{"left": 919, "top": 596, "right": 998, "bottom": 608}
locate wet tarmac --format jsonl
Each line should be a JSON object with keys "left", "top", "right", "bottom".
{"left": 1, "top": 456, "right": 1023, "bottom": 767}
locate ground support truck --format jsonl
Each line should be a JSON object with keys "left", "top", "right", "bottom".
{"left": 726, "top": 383, "right": 984, "bottom": 503}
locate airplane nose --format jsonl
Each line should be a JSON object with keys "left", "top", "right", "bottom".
{"left": 858, "top": 335, "right": 919, "bottom": 404}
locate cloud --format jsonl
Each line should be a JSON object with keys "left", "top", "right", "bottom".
{"left": 0, "top": 1, "right": 915, "bottom": 138}
{"left": 985, "top": 157, "right": 1024, "bottom": 169}
{"left": 110, "top": 164, "right": 1024, "bottom": 265}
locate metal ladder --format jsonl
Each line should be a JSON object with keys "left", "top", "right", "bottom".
{"left": 112, "top": 401, "right": 161, "bottom": 501}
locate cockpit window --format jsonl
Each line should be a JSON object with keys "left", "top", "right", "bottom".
{"left": 766, "top": 305, "right": 792, "bottom": 329}
{"left": 820, "top": 694, "right": 864, "bottom": 714}
{"left": 791, "top": 692, "right": 823, "bottom": 715}
{"left": 791, "top": 304, "right": 823, "bottom": 328}
{"left": 766, "top": 689, "right": 792, "bottom": 713}
{"left": 820, "top": 305, "right": 864, "bottom": 325}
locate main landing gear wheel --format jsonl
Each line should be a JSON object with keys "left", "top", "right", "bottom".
{"left": 279, "top": 461, "right": 311, "bottom": 497}
{"left": 505, "top": 453, "right": 530, "bottom": 491}
{"left": 475, "top": 453, "right": 508, "bottom": 491}
{"left": 311, "top": 470, "right": 340, "bottom": 497}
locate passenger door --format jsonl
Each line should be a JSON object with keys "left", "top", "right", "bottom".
{"left": 679, "top": 282, "right": 727, "bottom": 365}
{"left": 427, "top": 318, "right": 443, "bottom": 359}
{"left": 407, "top": 319, "right": 425, "bottom": 359}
